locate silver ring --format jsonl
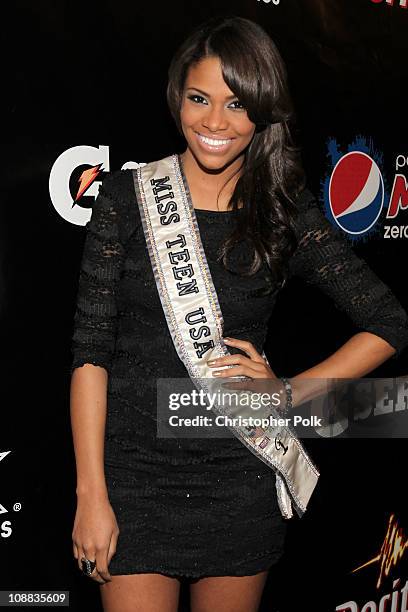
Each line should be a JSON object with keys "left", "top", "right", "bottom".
{"left": 81, "top": 557, "right": 97, "bottom": 576}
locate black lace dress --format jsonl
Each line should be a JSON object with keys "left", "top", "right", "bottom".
{"left": 70, "top": 163, "right": 408, "bottom": 578}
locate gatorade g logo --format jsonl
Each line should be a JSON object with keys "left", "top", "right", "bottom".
{"left": 49, "top": 144, "right": 145, "bottom": 226}
{"left": 49, "top": 145, "right": 110, "bottom": 226}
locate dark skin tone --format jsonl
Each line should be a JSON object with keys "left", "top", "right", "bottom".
{"left": 98, "top": 56, "right": 269, "bottom": 612}
{"left": 72, "top": 55, "right": 396, "bottom": 612}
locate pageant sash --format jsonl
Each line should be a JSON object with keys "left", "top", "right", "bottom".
{"left": 132, "top": 153, "right": 319, "bottom": 519}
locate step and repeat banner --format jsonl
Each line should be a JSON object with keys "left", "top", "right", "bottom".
{"left": 2, "top": 1, "right": 408, "bottom": 610}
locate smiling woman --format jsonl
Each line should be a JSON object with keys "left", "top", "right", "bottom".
{"left": 166, "top": 17, "right": 305, "bottom": 284}
{"left": 177, "top": 57, "right": 257, "bottom": 217}
{"left": 181, "top": 57, "right": 256, "bottom": 161}
{"left": 69, "top": 14, "right": 408, "bottom": 612}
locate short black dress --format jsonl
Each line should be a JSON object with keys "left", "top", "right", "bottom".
{"left": 70, "top": 159, "right": 408, "bottom": 578}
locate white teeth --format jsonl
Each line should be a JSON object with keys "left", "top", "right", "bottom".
{"left": 198, "top": 134, "right": 231, "bottom": 146}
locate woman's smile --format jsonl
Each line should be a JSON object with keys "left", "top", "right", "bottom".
{"left": 195, "top": 131, "right": 234, "bottom": 153}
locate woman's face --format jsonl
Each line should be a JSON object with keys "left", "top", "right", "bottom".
{"left": 180, "top": 56, "right": 256, "bottom": 171}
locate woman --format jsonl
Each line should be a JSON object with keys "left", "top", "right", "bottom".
{"left": 70, "top": 15, "right": 408, "bottom": 612}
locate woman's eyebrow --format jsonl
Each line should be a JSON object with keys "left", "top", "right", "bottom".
{"left": 185, "top": 87, "right": 237, "bottom": 100}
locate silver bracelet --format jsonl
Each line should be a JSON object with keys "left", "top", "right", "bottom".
{"left": 279, "top": 377, "right": 293, "bottom": 416}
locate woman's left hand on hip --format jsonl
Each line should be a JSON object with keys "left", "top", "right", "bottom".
{"left": 207, "top": 337, "right": 277, "bottom": 380}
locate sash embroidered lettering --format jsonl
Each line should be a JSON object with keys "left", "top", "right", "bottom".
{"left": 132, "top": 153, "right": 320, "bottom": 519}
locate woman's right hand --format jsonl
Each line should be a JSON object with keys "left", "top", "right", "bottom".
{"left": 72, "top": 491, "right": 120, "bottom": 584}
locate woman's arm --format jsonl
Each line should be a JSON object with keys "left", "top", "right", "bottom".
{"left": 70, "top": 364, "right": 110, "bottom": 498}
{"left": 71, "top": 364, "right": 116, "bottom": 583}
{"left": 288, "top": 188, "right": 408, "bottom": 381}
{"left": 70, "top": 172, "right": 129, "bottom": 493}
{"left": 69, "top": 171, "right": 135, "bottom": 582}
{"left": 293, "top": 331, "right": 396, "bottom": 380}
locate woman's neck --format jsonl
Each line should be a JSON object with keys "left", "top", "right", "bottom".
{"left": 180, "top": 148, "right": 244, "bottom": 211}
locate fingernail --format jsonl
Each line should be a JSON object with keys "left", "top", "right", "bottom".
{"left": 213, "top": 371, "right": 221, "bottom": 376}
{"left": 224, "top": 338, "right": 233, "bottom": 343}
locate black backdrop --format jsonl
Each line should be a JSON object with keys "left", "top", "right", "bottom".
{"left": 2, "top": 1, "right": 408, "bottom": 610}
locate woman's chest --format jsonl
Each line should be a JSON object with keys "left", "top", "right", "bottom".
{"left": 117, "top": 220, "right": 279, "bottom": 328}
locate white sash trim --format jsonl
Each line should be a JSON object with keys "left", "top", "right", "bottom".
{"left": 132, "top": 153, "right": 319, "bottom": 519}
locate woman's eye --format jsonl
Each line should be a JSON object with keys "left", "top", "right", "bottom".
{"left": 187, "top": 94, "right": 245, "bottom": 110}
{"left": 229, "top": 100, "right": 245, "bottom": 110}
{"left": 187, "top": 94, "right": 207, "bottom": 105}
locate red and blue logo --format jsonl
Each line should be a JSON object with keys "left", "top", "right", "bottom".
{"left": 329, "top": 151, "right": 384, "bottom": 235}
{"left": 323, "top": 138, "right": 389, "bottom": 242}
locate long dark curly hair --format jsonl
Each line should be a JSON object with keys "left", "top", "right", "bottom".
{"left": 167, "top": 15, "right": 306, "bottom": 289}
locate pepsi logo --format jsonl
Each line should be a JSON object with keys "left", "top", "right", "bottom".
{"left": 329, "top": 151, "right": 384, "bottom": 235}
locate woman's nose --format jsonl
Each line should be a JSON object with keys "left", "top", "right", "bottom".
{"left": 202, "top": 105, "right": 229, "bottom": 132}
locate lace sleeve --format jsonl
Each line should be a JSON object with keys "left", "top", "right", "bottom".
{"left": 70, "top": 171, "right": 133, "bottom": 374}
{"left": 288, "top": 188, "right": 408, "bottom": 360}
